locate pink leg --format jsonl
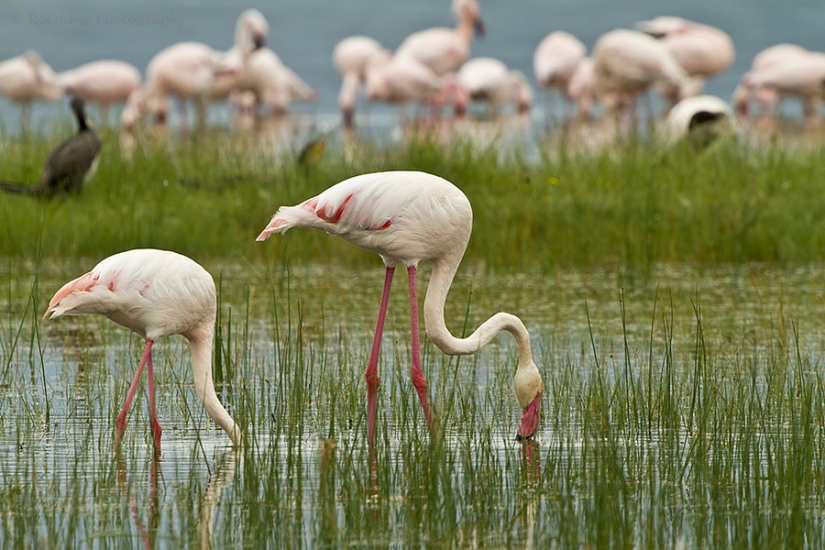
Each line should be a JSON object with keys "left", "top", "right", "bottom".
{"left": 366, "top": 266, "right": 395, "bottom": 445}
{"left": 147, "top": 350, "right": 163, "bottom": 453}
{"left": 116, "top": 339, "right": 154, "bottom": 451}
{"left": 407, "top": 266, "right": 435, "bottom": 436}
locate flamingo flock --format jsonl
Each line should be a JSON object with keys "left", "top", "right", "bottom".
{"left": 1, "top": 4, "right": 823, "bottom": 141}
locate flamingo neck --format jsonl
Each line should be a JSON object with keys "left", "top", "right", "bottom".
{"left": 186, "top": 323, "right": 242, "bottom": 447}
{"left": 423, "top": 258, "right": 534, "bottom": 367}
{"left": 456, "top": 17, "right": 474, "bottom": 46}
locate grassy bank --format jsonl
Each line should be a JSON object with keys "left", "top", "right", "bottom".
{"left": 2, "top": 127, "right": 825, "bottom": 272}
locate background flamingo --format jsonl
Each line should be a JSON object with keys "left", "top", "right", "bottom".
{"left": 0, "top": 50, "right": 62, "bottom": 128}
{"left": 43, "top": 249, "right": 242, "bottom": 453}
{"left": 57, "top": 60, "right": 141, "bottom": 126}
{"left": 732, "top": 44, "right": 811, "bottom": 117}
{"left": 662, "top": 94, "right": 735, "bottom": 146}
{"left": 456, "top": 57, "right": 533, "bottom": 115}
{"left": 394, "top": 0, "right": 485, "bottom": 76}
{"left": 256, "top": 171, "right": 543, "bottom": 444}
{"left": 231, "top": 48, "right": 317, "bottom": 117}
{"left": 638, "top": 16, "right": 735, "bottom": 98}
{"left": 122, "top": 9, "right": 268, "bottom": 129}
{"left": 592, "top": 29, "right": 689, "bottom": 115}
{"left": 532, "top": 31, "right": 587, "bottom": 120}
{"left": 333, "top": 36, "right": 389, "bottom": 128}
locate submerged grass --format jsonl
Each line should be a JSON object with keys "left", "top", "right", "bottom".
{"left": 1, "top": 127, "right": 825, "bottom": 271}
{"left": 2, "top": 260, "right": 825, "bottom": 547}
{"left": 4, "top": 124, "right": 825, "bottom": 546}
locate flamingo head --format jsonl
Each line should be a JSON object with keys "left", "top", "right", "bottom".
{"left": 452, "top": 0, "right": 484, "bottom": 37}
{"left": 513, "top": 359, "right": 543, "bottom": 440}
{"left": 238, "top": 9, "right": 269, "bottom": 53}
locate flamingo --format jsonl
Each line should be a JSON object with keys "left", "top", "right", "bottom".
{"left": 364, "top": 53, "right": 446, "bottom": 116}
{"left": 394, "top": 0, "right": 485, "bottom": 76}
{"left": 731, "top": 44, "right": 811, "bottom": 117}
{"left": 532, "top": 31, "right": 586, "bottom": 119}
{"left": 121, "top": 9, "right": 268, "bottom": 129}
{"left": 566, "top": 57, "right": 599, "bottom": 118}
{"left": 56, "top": 60, "right": 141, "bottom": 126}
{"left": 637, "top": 16, "right": 735, "bottom": 97}
{"left": 592, "top": 29, "right": 690, "bottom": 114}
{"left": 256, "top": 171, "right": 543, "bottom": 444}
{"left": 662, "top": 94, "right": 735, "bottom": 147}
{"left": 0, "top": 50, "right": 62, "bottom": 128}
{"left": 333, "top": 36, "right": 389, "bottom": 128}
{"left": 231, "top": 48, "right": 317, "bottom": 116}
{"left": 734, "top": 52, "right": 825, "bottom": 121}
{"left": 43, "top": 249, "right": 242, "bottom": 453}
{"left": 0, "top": 98, "right": 101, "bottom": 197}
{"left": 456, "top": 57, "right": 532, "bottom": 115}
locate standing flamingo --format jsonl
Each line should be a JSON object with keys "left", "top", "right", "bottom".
{"left": 456, "top": 57, "right": 533, "bottom": 115}
{"left": 333, "top": 36, "right": 389, "bottom": 128}
{"left": 394, "top": 0, "right": 485, "bottom": 76}
{"left": 637, "top": 16, "right": 735, "bottom": 97}
{"left": 532, "top": 31, "right": 587, "bottom": 120}
{"left": 43, "top": 249, "right": 242, "bottom": 453}
{"left": 0, "top": 50, "right": 62, "bottom": 128}
{"left": 256, "top": 171, "right": 543, "bottom": 443}
{"left": 57, "top": 60, "right": 141, "bottom": 126}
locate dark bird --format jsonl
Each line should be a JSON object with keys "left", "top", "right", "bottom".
{"left": 0, "top": 97, "right": 102, "bottom": 198}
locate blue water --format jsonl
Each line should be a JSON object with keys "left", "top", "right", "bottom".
{"left": 0, "top": 0, "right": 821, "bottom": 130}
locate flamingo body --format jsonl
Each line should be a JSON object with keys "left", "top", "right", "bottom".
{"left": 395, "top": 0, "right": 484, "bottom": 76}
{"left": 257, "top": 171, "right": 543, "bottom": 442}
{"left": 333, "top": 36, "right": 388, "bottom": 126}
{"left": 44, "top": 249, "right": 241, "bottom": 451}
{"left": 457, "top": 57, "right": 533, "bottom": 113}
{"left": 533, "top": 31, "right": 587, "bottom": 91}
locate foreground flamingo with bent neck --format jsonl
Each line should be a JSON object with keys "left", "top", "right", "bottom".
{"left": 44, "top": 249, "right": 242, "bottom": 453}
{"left": 256, "top": 171, "right": 543, "bottom": 443}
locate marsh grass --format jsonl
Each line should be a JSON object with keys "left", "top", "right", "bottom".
{"left": 2, "top": 128, "right": 825, "bottom": 271}
{"left": 1, "top": 259, "right": 825, "bottom": 547}
{"left": 4, "top": 127, "right": 825, "bottom": 546}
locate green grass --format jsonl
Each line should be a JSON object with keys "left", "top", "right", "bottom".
{"left": 4, "top": 127, "right": 825, "bottom": 546}
{"left": 2, "top": 128, "right": 825, "bottom": 272}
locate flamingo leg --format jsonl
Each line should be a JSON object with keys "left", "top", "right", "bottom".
{"left": 406, "top": 265, "right": 435, "bottom": 436}
{"left": 366, "top": 266, "right": 395, "bottom": 445}
{"left": 146, "top": 348, "right": 163, "bottom": 452}
{"left": 116, "top": 339, "right": 154, "bottom": 451}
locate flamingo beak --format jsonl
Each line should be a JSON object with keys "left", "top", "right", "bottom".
{"left": 474, "top": 18, "right": 485, "bottom": 37}
{"left": 515, "top": 393, "right": 541, "bottom": 441}
{"left": 253, "top": 33, "right": 265, "bottom": 51}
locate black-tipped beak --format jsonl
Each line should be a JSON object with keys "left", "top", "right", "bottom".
{"left": 474, "top": 18, "right": 485, "bottom": 37}
{"left": 253, "top": 34, "right": 265, "bottom": 51}
{"left": 515, "top": 431, "right": 535, "bottom": 442}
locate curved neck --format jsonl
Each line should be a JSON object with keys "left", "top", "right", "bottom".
{"left": 423, "top": 258, "right": 534, "bottom": 366}
{"left": 187, "top": 323, "right": 242, "bottom": 446}
{"left": 456, "top": 16, "right": 474, "bottom": 46}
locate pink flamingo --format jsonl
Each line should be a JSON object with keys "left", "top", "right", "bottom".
{"left": 0, "top": 50, "right": 62, "bottom": 127}
{"left": 57, "top": 60, "right": 141, "bottom": 126}
{"left": 256, "top": 171, "right": 543, "bottom": 444}
{"left": 122, "top": 9, "right": 268, "bottom": 129}
{"left": 532, "top": 31, "right": 586, "bottom": 119}
{"left": 592, "top": 29, "right": 689, "bottom": 114}
{"left": 732, "top": 44, "right": 811, "bottom": 117}
{"left": 231, "top": 48, "right": 316, "bottom": 117}
{"left": 394, "top": 0, "right": 485, "bottom": 76}
{"left": 364, "top": 53, "right": 444, "bottom": 112}
{"left": 566, "top": 57, "right": 599, "bottom": 118}
{"left": 662, "top": 94, "right": 734, "bottom": 145}
{"left": 333, "top": 36, "right": 389, "bottom": 128}
{"left": 456, "top": 57, "right": 533, "bottom": 115}
{"left": 637, "top": 16, "right": 734, "bottom": 97}
{"left": 43, "top": 249, "right": 242, "bottom": 453}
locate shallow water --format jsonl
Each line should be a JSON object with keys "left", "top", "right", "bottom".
{"left": 3, "top": 261, "right": 825, "bottom": 546}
